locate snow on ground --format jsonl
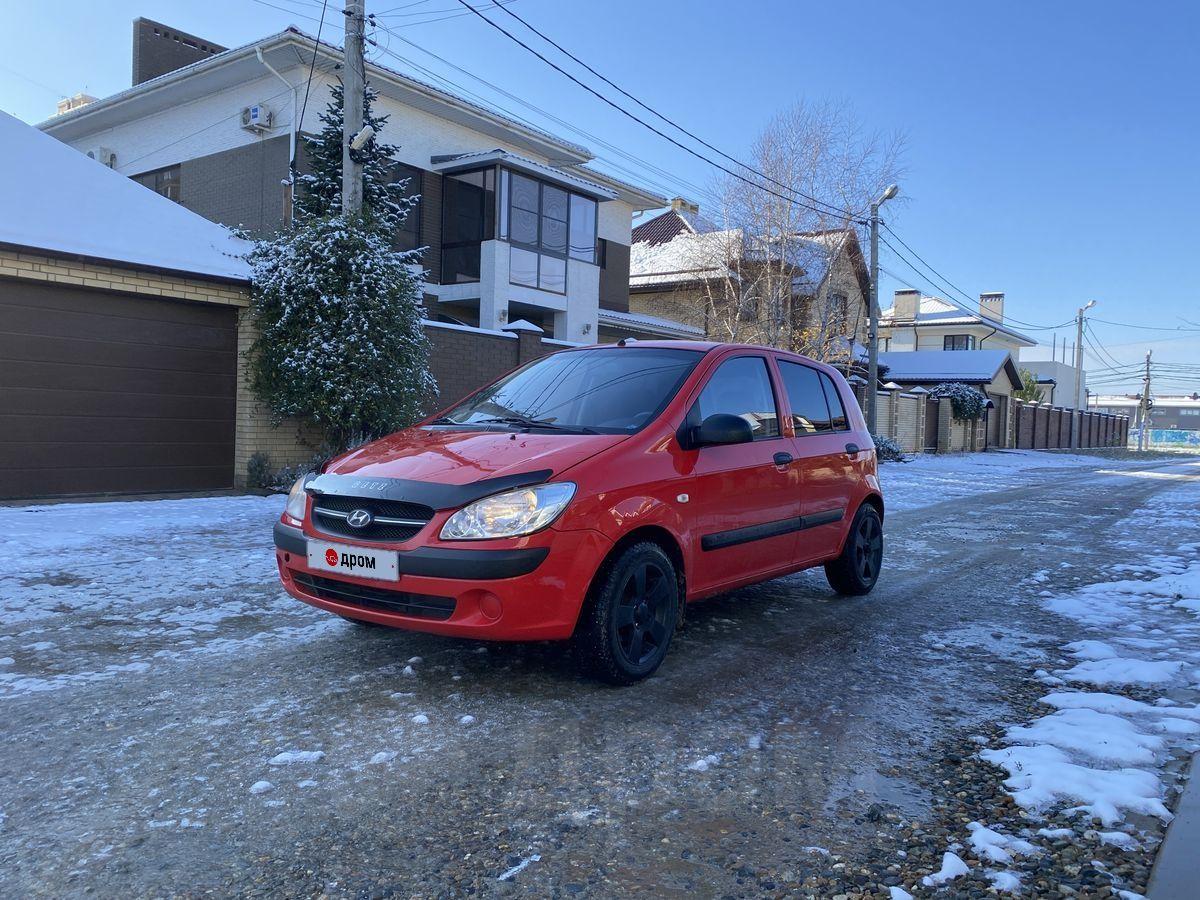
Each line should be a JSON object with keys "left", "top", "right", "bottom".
{"left": 879, "top": 449, "right": 1139, "bottom": 513}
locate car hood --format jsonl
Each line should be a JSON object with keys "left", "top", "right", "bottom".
{"left": 327, "top": 427, "right": 627, "bottom": 486}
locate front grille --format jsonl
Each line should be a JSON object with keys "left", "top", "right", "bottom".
{"left": 291, "top": 570, "right": 456, "bottom": 620}
{"left": 311, "top": 494, "right": 434, "bottom": 543}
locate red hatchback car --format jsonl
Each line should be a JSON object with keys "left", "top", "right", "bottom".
{"left": 274, "top": 341, "right": 884, "bottom": 683}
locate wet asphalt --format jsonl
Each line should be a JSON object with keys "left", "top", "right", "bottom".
{"left": 1, "top": 455, "right": 1198, "bottom": 898}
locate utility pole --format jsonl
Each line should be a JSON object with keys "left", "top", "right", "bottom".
{"left": 341, "top": 0, "right": 366, "bottom": 216}
{"left": 866, "top": 184, "right": 898, "bottom": 434}
{"left": 1137, "top": 350, "right": 1152, "bottom": 451}
{"left": 1070, "top": 299, "right": 1096, "bottom": 448}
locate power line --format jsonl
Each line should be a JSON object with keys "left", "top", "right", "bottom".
{"left": 879, "top": 222, "right": 1072, "bottom": 332}
{"left": 369, "top": 24, "right": 724, "bottom": 209}
{"left": 380, "top": 0, "right": 520, "bottom": 26}
{"left": 483, "top": 0, "right": 856, "bottom": 222}
{"left": 449, "top": 0, "right": 856, "bottom": 223}
{"left": 297, "top": 0, "right": 333, "bottom": 163}
{"left": 1089, "top": 317, "right": 1200, "bottom": 333}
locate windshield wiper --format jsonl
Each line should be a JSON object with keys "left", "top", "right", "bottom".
{"left": 474, "top": 415, "right": 598, "bottom": 435}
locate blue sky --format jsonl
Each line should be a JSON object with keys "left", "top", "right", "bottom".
{"left": 3, "top": 0, "right": 1197, "bottom": 393}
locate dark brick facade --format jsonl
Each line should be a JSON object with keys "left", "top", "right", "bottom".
{"left": 179, "top": 136, "right": 291, "bottom": 237}
{"left": 599, "top": 238, "right": 630, "bottom": 312}
{"left": 132, "top": 19, "right": 226, "bottom": 86}
{"left": 423, "top": 324, "right": 557, "bottom": 411}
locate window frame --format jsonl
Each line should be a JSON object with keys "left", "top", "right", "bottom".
{"left": 818, "top": 371, "right": 851, "bottom": 433}
{"left": 439, "top": 166, "right": 496, "bottom": 285}
{"left": 776, "top": 358, "right": 837, "bottom": 437}
{"left": 943, "top": 334, "right": 977, "bottom": 351}
{"left": 687, "top": 352, "right": 785, "bottom": 444}
{"left": 499, "top": 167, "right": 599, "bottom": 295}
{"left": 133, "top": 164, "right": 181, "bottom": 203}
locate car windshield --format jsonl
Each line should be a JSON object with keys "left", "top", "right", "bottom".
{"left": 438, "top": 347, "right": 703, "bottom": 434}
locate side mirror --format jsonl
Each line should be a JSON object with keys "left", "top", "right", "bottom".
{"left": 693, "top": 413, "right": 754, "bottom": 448}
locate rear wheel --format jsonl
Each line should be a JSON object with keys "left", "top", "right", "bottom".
{"left": 825, "top": 503, "right": 883, "bottom": 596}
{"left": 574, "top": 542, "right": 679, "bottom": 685}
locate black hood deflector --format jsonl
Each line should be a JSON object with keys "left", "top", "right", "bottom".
{"left": 304, "top": 469, "right": 554, "bottom": 511}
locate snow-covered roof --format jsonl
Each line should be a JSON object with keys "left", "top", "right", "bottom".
{"left": 630, "top": 226, "right": 742, "bottom": 288}
{"left": 630, "top": 216, "right": 861, "bottom": 296}
{"left": 597, "top": 308, "right": 703, "bottom": 338}
{"left": 881, "top": 295, "right": 1036, "bottom": 346}
{"left": 0, "top": 111, "right": 250, "bottom": 281}
{"left": 878, "top": 349, "right": 1021, "bottom": 388}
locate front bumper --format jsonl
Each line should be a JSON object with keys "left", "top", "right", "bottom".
{"left": 273, "top": 520, "right": 611, "bottom": 640}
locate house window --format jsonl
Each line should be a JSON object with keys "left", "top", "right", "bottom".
{"left": 499, "top": 168, "right": 598, "bottom": 295}
{"left": 389, "top": 162, "right": 422, "bottom": 253}
{"left": 133, "top": 164, "right": 181, "bottom": 203}
{"left": 943, "top": 334, "right": 976, "bottom": 351}
{"left": 440, "top": 168, "right": 495, "bottom": 284}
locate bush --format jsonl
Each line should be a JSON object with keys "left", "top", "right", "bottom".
{"left": 246, "top": 452, "right": 272, "bottom": 490}
{"left": 930, "top": 382, "right": 987, "bottom": 420}
{"left": 871, "top": 433, "right": 907, "bottom": 462}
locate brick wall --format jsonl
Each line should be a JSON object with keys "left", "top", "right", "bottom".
{"left": 0, "top": 248, "right": 245, "bottom": 306}
{"left": 180, "top": 135, "right": 290, "bottom": 237}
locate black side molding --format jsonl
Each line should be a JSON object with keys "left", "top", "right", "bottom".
{"left": 701, "top": 508, "right": 845, "bottom": 552}
{"left": 273, "top": 521, "right": 549, "bottom": 580}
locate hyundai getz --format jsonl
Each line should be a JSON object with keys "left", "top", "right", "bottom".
{"left": 274, "top": 342, "right": 884, "bottom": 683}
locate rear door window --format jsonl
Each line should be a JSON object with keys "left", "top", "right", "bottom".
{"left": 777, "top": 361, "right": 832, "bottom": 435}
{"left": 819, "top": 372, "right": 849, "bottom": 431}
{"left": 694, "top": 356, "right": 780, "bottom": 439}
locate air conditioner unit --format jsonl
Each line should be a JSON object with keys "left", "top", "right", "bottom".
{"left": 241, "top": 104, "right": 273, "bottom": 132}
{"left": 85, "top": 146, "right": 117, "bottom": 168}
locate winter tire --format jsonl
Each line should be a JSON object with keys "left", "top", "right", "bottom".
{"left": 574, "top": 542, "right": 679, "bottom": 685}
{"left": 825, "top": 503, "right": 883, "bottom": 596}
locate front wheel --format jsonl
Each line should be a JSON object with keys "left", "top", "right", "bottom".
{"left": 573, "top": 542, "right": 679, "bottom": 685}
{"left": 825, "top": 503, "right": 883, "bottom": 595}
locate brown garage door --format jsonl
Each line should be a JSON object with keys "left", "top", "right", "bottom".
{"left": 0, "top": 278, "right": 237, "bottom": 499}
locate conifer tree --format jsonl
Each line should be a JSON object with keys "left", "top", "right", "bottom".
{"left": 245, "top": 82, "right": 434, "bottom": 457}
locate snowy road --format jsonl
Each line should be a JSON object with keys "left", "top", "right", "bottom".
{"left": 2, "top": 451, "right": 1199, "bottom": 897}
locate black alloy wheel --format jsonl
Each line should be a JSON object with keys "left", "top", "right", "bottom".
{"left": 574, "top": 542, "right": 679, "bottom": 684}
{"left": 825, "top": 503, "right": 884, "bottom": 596}
{"left": 614, "top": 558, "right": 673, "bottom": 669}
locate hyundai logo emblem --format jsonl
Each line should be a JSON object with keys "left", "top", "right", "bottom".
{"left": 346, "top": 508, "right": 373, "bottom": 529}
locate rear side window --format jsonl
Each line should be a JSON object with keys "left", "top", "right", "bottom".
{"left": 778, "top": 361, "right": 832, "bottom": 434}
{"left": 820, "top": 372, "right": 849, "bottom": 431}
{"left": 695, "top": 356, "right": 780, "bottom": 439}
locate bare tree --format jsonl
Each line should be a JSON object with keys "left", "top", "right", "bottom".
{"left": 691, "top": 99, "right": 905, "bottom": 361}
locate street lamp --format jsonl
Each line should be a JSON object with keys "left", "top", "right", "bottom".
{"left": 1071, "top": 299, "right": 1097, "bottom": 448}
{"left": 866, "top": 184, "right": 900, "bottom": 434}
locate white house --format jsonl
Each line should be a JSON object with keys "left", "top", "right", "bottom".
{"left": 39, "top": 18, "right": 667, "bottom": 345}
{"left": 879, "top": 290, "right": 1036, "bottom": 360}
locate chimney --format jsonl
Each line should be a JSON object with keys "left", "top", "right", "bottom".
{"left": 55, "top": 93, "right": 98, "bottom": 116}
{"left": 131, "top": 18, "right": 226, "bottom": 86}
{"left": 892, "top": 289, "right": 920, "bottom": 321}
{"left": 670, "top": 197, "right": 699, "bottom": 217}
{"left": 980, "top": 291, "right": 1005, "bottom": 323}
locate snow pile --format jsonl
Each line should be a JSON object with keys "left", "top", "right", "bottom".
{"left": 965, "top": 821, "right": 1037, "bottom": 863}
{"left": 982, "top": 536, "right": 1200, "bottom": 831}
{"left": 920, "top": 851, "right": 969, "bottom": 886}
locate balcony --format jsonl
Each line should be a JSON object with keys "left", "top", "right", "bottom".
{"left": 426, "top": 151, "right": 614, "bottom": 342}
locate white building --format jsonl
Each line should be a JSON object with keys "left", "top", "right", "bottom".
{"left": 39, "top": 19, "right": 667, "bottom": 344}
{"left": 879, "top": 290, "right": 1036, "bottom": 360}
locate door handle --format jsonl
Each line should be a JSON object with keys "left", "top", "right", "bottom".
{"left": 773, "top": 451, "right": 794, "bottom": 467}
{"left": 844, "top": 442, "right": 860, "bottom": 455}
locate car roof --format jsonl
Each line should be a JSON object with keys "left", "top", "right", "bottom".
{"left": 581, "top": 340, "right": 834, "bottom": 370}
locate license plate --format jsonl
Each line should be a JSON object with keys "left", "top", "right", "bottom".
{"left": 307, "top": 540, "right": 400, "bottom": 581}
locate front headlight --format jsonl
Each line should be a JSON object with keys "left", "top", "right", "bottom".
{"left": 440, "top": 482, "right": 576, "bottom": 540}
{"left": 284, "top": 476, "right": 309, "bottom": 521}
